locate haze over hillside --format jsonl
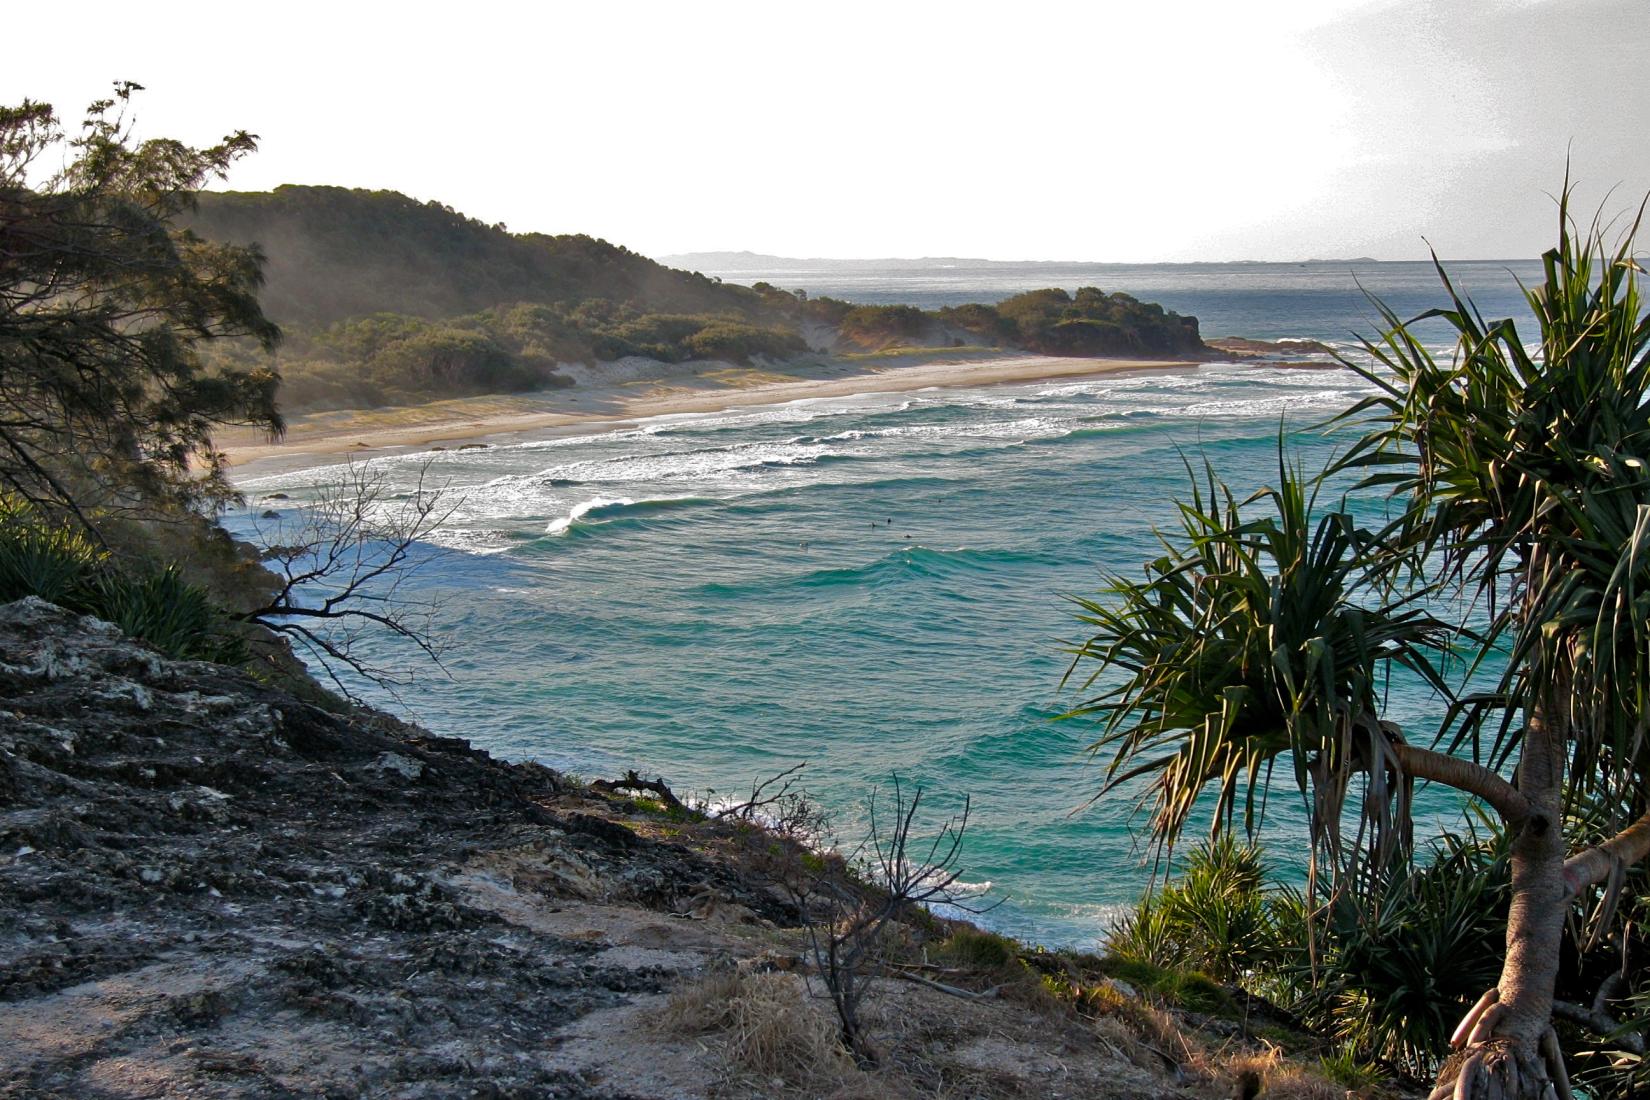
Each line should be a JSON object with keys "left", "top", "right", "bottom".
{"left": 189, "top": 186, "right": 767, "bottom": 327}
{"left": 185, "top": 186, "right": 1205, "bottom": 413}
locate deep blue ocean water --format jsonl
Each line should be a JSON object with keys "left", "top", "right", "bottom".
{"left": 230, "top": 259, "right": 1545, "bottom": 948}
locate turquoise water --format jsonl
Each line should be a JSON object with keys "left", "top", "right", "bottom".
{"left": 230, "top": 260, "right": 1544, "bottom": 948}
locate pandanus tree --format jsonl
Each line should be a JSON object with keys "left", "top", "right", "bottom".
{"left": 1068, "top": 195, "right": 1650, "bottom": 1099}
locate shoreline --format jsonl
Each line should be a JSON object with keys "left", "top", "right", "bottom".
{"left": 222, "top": 352, "right": 1205, "bottom": 479}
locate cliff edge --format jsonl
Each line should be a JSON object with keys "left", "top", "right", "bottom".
{"left": 0, "top": 598, "right": 1276, "bottom": 1099}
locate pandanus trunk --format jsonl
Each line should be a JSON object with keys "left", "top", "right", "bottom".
{"left": 1429, "top": 694, "right": 1572, "bottom": 1100}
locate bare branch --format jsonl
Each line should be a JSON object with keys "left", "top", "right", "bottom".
{"left": 714, "top": 762, "right": 808, "bottom": 822}
{"left": 784, "top": 777, "right": 987, "bottom": 1063}
{"left": 590, "top": 770, "right": 688, "bottom": 812}
{"left": 237, "top": 458, "right": 458, "bottom": 700}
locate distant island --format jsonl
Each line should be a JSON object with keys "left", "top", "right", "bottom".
{"left": 188, "top": 186, "right": 1207, "bottom": 416}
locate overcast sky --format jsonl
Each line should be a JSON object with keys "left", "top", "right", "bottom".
{"left": 8, "top": 0, "right": 1645, "bottom": 262}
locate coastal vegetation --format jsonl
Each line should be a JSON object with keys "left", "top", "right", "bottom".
{"left": 0, "top": 85, "right": 281, "bottom": 526}
{"left": 183, "top": 185, "right": 1206, "bottom": 413}
{"left": 0, "top": 88, "right": 452, "bottom": 694}
{"left": 214, "top": 302, "right": 806, "bottom": 412}
{"left": 948, "top": 287, "right": 1205, "bottom": 356}
{"left": 185, "top": 185, "right": 767, "bottom": 325}
{"left": 13, "top": 82, "right": 1650, "bottom": 1099}
{"left": 0, "top": 496, "right": 247, "bottom": 663}
{"left": 1068, "top": 195, "right": 1650, "bottom": 1098}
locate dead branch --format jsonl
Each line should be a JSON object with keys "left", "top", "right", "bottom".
{"left": 790, "top": 777, "right": 989, "bottom": 1064}
{"left": 714, "top": 761, "right": 808, "bottom": 821}
{"left": 591, "top": 769, "right": 688, "bottom": 812}
{"left": 237, "top": 458, "right": 457, "bottom": 701}
{"left": 887, "top": 968, "right": 1000, "bottom": 1001}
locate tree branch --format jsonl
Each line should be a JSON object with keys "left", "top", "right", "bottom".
{"left": 1551, "top": 1000, "right": 1645, "bottom": 1055}
{"left": 1391, "top": 743, "right": 1532, "bottom": 822}
{"left": 1562, "top": 807, "right": 1650, "bottom": 895}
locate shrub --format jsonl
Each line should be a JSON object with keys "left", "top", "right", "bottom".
{"left": 1106, "top": 830, "right": 1512, "bottom": 1077}
{"left": 0, "top": 499, "right": 104, "bottom": 606}
{"left": 1318, "top": 1047, "right": 1387, "bottom": 1092}
{"left": 1282, "top": 832, "right": 1509, "bottom": 1079}
{"left": 0, "top": 499, "right": 245, "bottom": 663}
{"left": 1099, "top": 956, "right": 1234, "bottom": 1015}
{"left": 836, "top": 304, "right": 932, "bottom": 348}
{"left": 1107, "top": 836, "right": 1275, "bottom": 984}
{"left": 935, "top": 927, "right": 1021, "bottom": 972}
{"left": 654, "top": 969, "right": 854, "bottom": 1088}
{"left": 88, "top": 566, "right": 248, "bottom": 664}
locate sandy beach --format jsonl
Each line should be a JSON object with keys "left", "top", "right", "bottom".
{"left": 222, "top": 352, "right": 1202, "bottom": 479}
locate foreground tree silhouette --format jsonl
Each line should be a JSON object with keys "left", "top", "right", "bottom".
{"left": 1068, "top": 193, "right": 1650, "bottom": 1099}
{"left": 0, "top": 83, "right": 281, "bottom": 531}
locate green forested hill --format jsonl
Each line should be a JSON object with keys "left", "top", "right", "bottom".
{"left": 188, "top": 186, "right": 767, "bottom": 325}
{"left": 187, "top": 186, "right": 810, "bottom": 409}
{"left": 186, "top": 186, "right": 1204, "bottom": 413}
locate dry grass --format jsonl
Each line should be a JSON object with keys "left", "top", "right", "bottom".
{"left": 1218, "top": 1048, "right": 1351, "bottom": 1099}
{"left": 655, "top": 969, "right": 859, "bottom": 1092}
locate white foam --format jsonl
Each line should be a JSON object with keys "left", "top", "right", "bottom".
{"left": 532, "top": 440, "right": 842, "bottom": 486}
{"left": 423, "top": 527, "right": 514, "bottom": 555}
{"left": 546, "top": 496, "right": 634, "bottom": 536}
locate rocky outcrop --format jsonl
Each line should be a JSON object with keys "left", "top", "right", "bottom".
{"left": 0, "top": 598, "right": 1236, "bottom": 1099}
{"left": 0, "top": 599, "right": 793, "bottom": 1098}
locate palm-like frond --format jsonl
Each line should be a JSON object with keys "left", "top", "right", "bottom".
{"left": 1064, "top": 452, "right": 1453, "bottom": 884}
{"left": 1337, "top": 188, "right": 1650, "bottom": 828}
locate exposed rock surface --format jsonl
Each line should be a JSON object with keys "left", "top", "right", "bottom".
{"left": 0, "top": 599, "right": 792, "bottom": 1098}
{"left": 0, "top": 598, "right": 1224, "bottom": 1099}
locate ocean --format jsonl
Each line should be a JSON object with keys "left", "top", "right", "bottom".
{"left": 230, "top": 258, "right": 1545, "bottom": 949}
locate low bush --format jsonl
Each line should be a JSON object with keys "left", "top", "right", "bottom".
{"left": 1283, "top": 833, "right": 1509, "bottom": 1079}
{"left": 1105, "top": 830, "right": 1512, "bottom": 1080}
{"left": 655, "top": 969, "right": 854, "bottom": 1088}
{"left": 1107, "top": 836, "right": 1272, "bottom": 984}
{"left": 934, "top": 926, "right": 1021, "bottom": 972}
{"left": 835, "top": 304, "right": 933, "bottom": 349}
{"left": 0, "top": 499, "right": 246, "bottom": 663}
{"left": 0, "top": 502, "right": 104, "bottom": 606}
{"left": 1099, "top": 956, "right": 1234, "bottom": 1015}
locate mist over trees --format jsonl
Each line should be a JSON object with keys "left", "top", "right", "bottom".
{"left": 185, "top": 186, "right": 1207, "bottom": 414}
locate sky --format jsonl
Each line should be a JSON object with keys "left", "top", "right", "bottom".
{"left": 7, "top": 0, "right": 1646, "bottom": 262}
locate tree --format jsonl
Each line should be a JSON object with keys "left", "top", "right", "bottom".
{"left": 789, "top": 778, "right": 982, "bottom": 1062}
{"left": 0, "top": 83, "right": 281, "bottom": 533}
{"left": 1066, "top": 191, "right": 1650, "bottom": 1099}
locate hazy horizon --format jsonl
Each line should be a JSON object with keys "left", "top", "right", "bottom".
{"left": 9, "top": 0, "right": 1648, "bottom": 263}
{"left": 653, "top": 249, "right": 1522, "bottom": 266}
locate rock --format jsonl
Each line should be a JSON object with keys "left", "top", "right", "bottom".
{"left": 0, "top": 598, "right": 1201, "bottom": 1100}
{"left": 368, "top": 751, "right": 425, "bottom": 779}
{"left": 0, "top": 597, "right": 788, "bottom": 1097}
